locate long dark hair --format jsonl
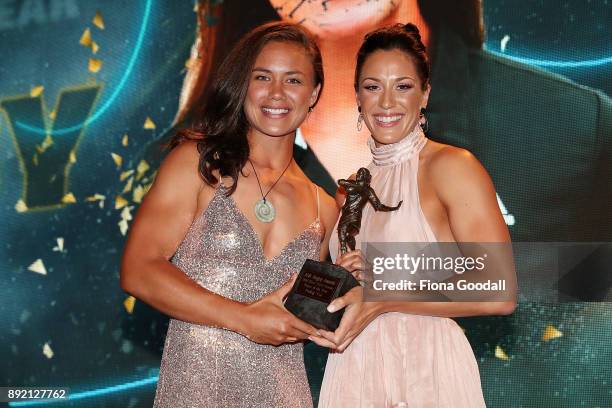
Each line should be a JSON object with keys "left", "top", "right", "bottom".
{"left": 355, "top": 23, "right": 430, "bottom": 91}
{"left": 170, "top": 21, "right": 324, "bottom": 195}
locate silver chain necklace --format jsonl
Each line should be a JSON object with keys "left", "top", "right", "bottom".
{"left": 248, "top": 157, "right": 293, "bottom": 223}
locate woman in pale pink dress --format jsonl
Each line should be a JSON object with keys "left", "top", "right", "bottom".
{"left": 316, "top": 24, "right": 517, "bottom": 407}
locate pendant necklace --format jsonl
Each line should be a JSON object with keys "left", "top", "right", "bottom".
{"left": 248, "top": 157, "right": 293, "bottom": 223}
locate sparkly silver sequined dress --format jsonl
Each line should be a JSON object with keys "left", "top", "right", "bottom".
{"left": 153, "top": 184, "right": 321, "bottom": 408}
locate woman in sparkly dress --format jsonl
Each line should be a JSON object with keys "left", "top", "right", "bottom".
{"left": 318, "top": 24, "right": 517, "bottom": 407}
{"left": 120, "top": 22, "right": 338, "bottom": 407}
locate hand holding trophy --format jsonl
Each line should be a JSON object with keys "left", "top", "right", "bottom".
{"left": 284, "top": 168, "right": 402, "bottom": 331}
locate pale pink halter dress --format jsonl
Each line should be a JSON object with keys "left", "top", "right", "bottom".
{"left": 319, "top": 126, "right": 486, "bottom": 408}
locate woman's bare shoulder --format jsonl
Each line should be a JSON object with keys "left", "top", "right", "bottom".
{"left": 316, "top": 185, "right": 340, "bottom": 231}
{"left": 422, "top": 139, "right": 496, "bottom": 207}
{"left": 319, "top": 186, "right": 339, "bottom": 213}
{"left": 161, "top": 140, "right": 200, "bottom": 173}
{"left": 424, "top": 140, "right": 488, "bottom": 183}
{"left": 149, "top": 140, "right": 211, "bottom": 201}
{"left": 424, "top": 140, "right": 476, "bottom": 166}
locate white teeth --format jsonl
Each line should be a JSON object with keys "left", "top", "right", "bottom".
{"left": 263, "top": 107, "right": 289, "bottom": 114}
{"left": 375, "top": 115, "right": 402, "bottom": 123}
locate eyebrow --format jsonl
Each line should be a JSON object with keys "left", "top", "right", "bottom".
{"left": 252, "top": 67, "right": 305, "bottom": 75}
{"left": 361, "top": 76, "right": 415, "bottom": 82}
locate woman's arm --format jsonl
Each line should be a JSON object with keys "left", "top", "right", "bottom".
{"left": 121, "top": 141, "right": 319, "bottom": 345}
{"left": 323, "top": 147, "right": 517, "bottom": 350}
{"left": 372, "top": 147, "right": 517, "bottom": 316}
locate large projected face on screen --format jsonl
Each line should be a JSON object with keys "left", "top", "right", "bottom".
{"left": 265, "top": 0, "right": 431, "bottom": 180}
{"left": 178, "top": 0, "right": 610, "bottom": 247}
{"left": 270, "top": 0, "right": 401, "bottom": 36}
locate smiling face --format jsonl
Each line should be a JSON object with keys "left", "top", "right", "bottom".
{"left": 357, "top": 49, "right": 430, "bottom": 145}
{"left": 244, "top": 41, "right": 321, "bottom": 139}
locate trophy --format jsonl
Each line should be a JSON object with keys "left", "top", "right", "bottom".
{"left": 284, "top": 168, "right": 402, "bottom": 331}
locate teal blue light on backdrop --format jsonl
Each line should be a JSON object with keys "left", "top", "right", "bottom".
{"left": 0, "top": 1, "right": 195, "bottom": 407}
{"left": 1, "top": 1, "right": 611, "bottom": 407}
{"left": 12, "top": 0, "right": 153, "bottom": 136}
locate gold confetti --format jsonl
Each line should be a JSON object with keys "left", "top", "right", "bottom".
{"left": 79, "top": 28, "right": 92, "bottom": 47}
{"left": 118, "top": 218, "right": 129, "bottom": 236}
{"left": 43, "top": 342, "right": 54, "bottom": 359}
{"left": 36, "top": 134, "right": 54, "bottom": 154}
{"left": 86, "top": 193, "right": 106, "bottom": 209}
{"left": 28, "top": 259, "right": 47, "bottom": 275}
{"left": 62, "top": 193, "right": 76, "bottom": 204}
{"left": 136, "top": 160, "right": 150, "bottom": 180}
{"left": 122, "top": 134, "right": 129, "bottom": 146}
{"left": 42, "top": 134, "right": 53, "bottom": 149}
{"left": 52, "top": 237, "right": 65, "bottom": 252}
{"left": 91, "top": 41, "right": 99, "bottom": 54}
{"left": 118, "top": 206, "right": 133, "bottom": 235}
{"left": 111, "top": 153, "right": 123, "bottom": 168}
{"left": 123, "top": 296, "right": 136, "bottom": 313}
{"left": 30, "top": 86, "right": 44, "bottom": 98}
{"left": 32, "top": 153, "right": 38, "bottom": 166}
{"left": 542, "top": 324, "right": 563, "bottom": 342}
{"left": 132, "top": 185, "right": 145, "bottom": 203}
{"left": 115, "top": 195, "right": 128, "bottom": 209}
{"left": 143, "top": 117, "right": 156, "bottom": 130}
{"left": 120, "top": 206, "right": 133, "bottom": 221}
{"left": 69, "top": 150, "right": 77, "bottom": 163}
{"left": 85, "top": 193, "right": 105, "bottom": 202}
{"left": 15, "top": 199, "right": 28, "bottom": 213}
{"left": 120, "top": 169, "right": 134, "bottom": 181}
{"left": 49, "top": 110, "right": 57, "bottom": 120}
{"left": 495, "top": 345, "right": 509, "bottom": 361}
{"left": 93, "top": 10, "right": 105, "bottom": 29}
{"left": 88, "top": 58, "right": 102, "bottom": 73}
{"left": 122, "top": 177, "right": 134, "bottom": 194}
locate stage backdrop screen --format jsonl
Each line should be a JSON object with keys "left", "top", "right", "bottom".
{"left": 1, "top": 1, "right": 610, "bottom": 407}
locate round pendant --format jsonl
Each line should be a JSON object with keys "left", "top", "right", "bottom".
{"left": 254, "top": 199, "right": 275, "bottom": 223}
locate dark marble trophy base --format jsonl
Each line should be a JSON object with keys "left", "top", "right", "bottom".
{"left": 284, "top": 259, "right": 360, "bottom": 331}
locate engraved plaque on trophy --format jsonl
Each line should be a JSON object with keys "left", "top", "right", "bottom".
{"left": 284, "top": 260, "right": 359, "bottom": 331}
{"left": 284, "top": 168, "right": 402, "bottom": 331}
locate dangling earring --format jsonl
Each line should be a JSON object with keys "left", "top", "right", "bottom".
{"left": 419, "top": 107, "right": 428, "bottom": 132}
{"left": 357, "top": 106, "right": 364, "bottom": 131}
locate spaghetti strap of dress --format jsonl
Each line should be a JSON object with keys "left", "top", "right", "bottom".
{"left": 315, "top": 184, "right": 320, "bottom": 221}
{"left": 153, "top": 176, "right": 321, "bottom": 408}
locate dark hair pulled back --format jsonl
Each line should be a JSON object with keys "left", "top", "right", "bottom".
{"left": 170, "top": 22, "right": 324, "bottom": 195}
{"left": 355, "top": 23, "right": 430, "bottom": 92}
